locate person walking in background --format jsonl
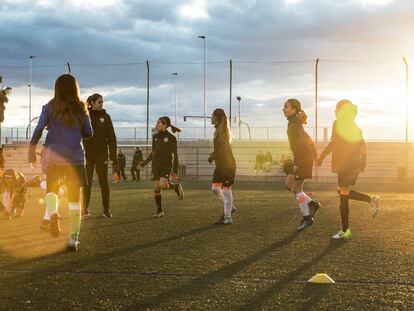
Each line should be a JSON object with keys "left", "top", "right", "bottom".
{"left": 209, "top": 108, "right": 237, "bottom": 225}
{"left": 28, "top": 74, "right": 93, "bottom": 251}
{"left": 82, "top": 93, "right": 119, "bottom": 218}
{"left": 117, "top": 148, "right": 127, "bottom": 181}
{"left": 131, "top": 146, "right": 143, "bottom": 182}
{"left": 317, "top": 99, "right": 380, "bottom": 240}
{"left": 283, "top": 98, "right": 321, "bottom": 231}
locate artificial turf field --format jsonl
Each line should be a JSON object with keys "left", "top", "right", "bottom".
{"left": 0, "top": 181, "right": 413, "bottom": 311}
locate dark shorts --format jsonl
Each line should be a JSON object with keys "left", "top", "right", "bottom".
{"left": 293, "top": 160, "right": 314, "bottom": 180}
{"left": 338, "top": 172, "right": 360, "bottom": 187}
{"left": 212, "top": 167, "right": 236, "bottom": 187}
{"left": 152, "top": 165, "right": 172, "bottom": 181}
{"left": 46, "top": 165, "right": 87, "bottom": 202}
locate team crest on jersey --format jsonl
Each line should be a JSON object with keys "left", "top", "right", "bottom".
{"left": 100, "top": 117, "right": 105, "bottom": 123}
{"left": 164, "top": 137, "right": 169, "bottom": 143}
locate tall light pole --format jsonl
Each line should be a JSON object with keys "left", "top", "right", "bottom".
{"left": 172, "top": 72, "right": 178, "bottom": 126}
{"left": 198, "top": 35, "right": 206, "bottom": 140}
{"left": 236, "top": 96, "right": 241, "bottom": 140}
{"left": 28, "top": 55, "right": 36, "bottom": 136}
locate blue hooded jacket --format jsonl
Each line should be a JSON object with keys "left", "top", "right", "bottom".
{"left": 29, "top": 103, "right": 93, "bottom": 166}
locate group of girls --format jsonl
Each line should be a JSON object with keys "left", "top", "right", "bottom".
{"left": 26, "top": 73, "right": 381, "bottom": 253}
{"left": 283, "top": 98, "right": 380, "bottom": 239}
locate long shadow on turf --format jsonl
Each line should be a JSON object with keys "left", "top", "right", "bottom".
{"left": 1, "top": 223, "right": 222, "bottom": 272}
{"left": 124, "top": 231, "right": 300, "bottom": 310}
{"left": 299, "top": 283, "right": 330, "bottom": 311}
{"left": 236, "top": 240, "right": 346, "bottom": 311}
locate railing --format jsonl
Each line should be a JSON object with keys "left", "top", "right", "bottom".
{"left": 0, "top": 126, "right": 413, "bottom": 143}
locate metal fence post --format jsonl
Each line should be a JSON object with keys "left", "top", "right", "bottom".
{"left": 196, "top": 147, "right": 199, "bottom": 179}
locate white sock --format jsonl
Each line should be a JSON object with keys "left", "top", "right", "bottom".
{"left": 296, "top": 192, "right": 310, "bottom": 217}
{"left": 43, "top": 207, "right": 50, "bottom": 221}
{"left": 222, "top": 188, "right": 233, "bottom": 217}
{"left": 3, "top": 191, "right": 10, "bottom": 210}
{"left": 211, "top": 185, "right": 224, "bottom": 203}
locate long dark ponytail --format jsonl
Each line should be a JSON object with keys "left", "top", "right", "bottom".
{"left": 286, "top": 98, "right": 308, "bottom": 125}
{"left": 159, "top": 116, "right": 181, "bottom": 133}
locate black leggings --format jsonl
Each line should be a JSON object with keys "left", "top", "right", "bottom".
{"left": 46, "top": 165, "right": 85, "bottom": 202}
{"left": 84, "top": 160, "right": 109, "bottom": 211}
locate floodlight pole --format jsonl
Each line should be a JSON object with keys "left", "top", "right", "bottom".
{"left": 315, "top": 58, "right": 320, "bottom": 182}
{"left": 146, "top": 60, "right": 150, "bottom": 145}
{"left": 198, "top": 35, "right": 206, "bottom": 140}
{"left": 403, "top": 57, "right": 409, "bottom": 181}
{"left": 229, "top": 59, "right": 232, "bottom": 128}
{"left": 28, "top": 55, "right": 36, "bottom": 137}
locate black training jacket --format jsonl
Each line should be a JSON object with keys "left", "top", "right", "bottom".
{"left": 117, "top": 153, "right": 126, "bottom": 169}
{"left": 287, "top": 115, "right": 317, "bottom": 165}
{"left": 132, "top": 150, "right": 144, "bottom": 168}
{"left": 210, "top": 131, "right": 236, "bottom": 169}
{"left": 319, "top": 119, "right": 366, "bottom": 173}
{"left": 83, "top": 108, "right": 117, "bottom": 162}
{"left": 141, "top": 131, "right": 179, "bottom": 173}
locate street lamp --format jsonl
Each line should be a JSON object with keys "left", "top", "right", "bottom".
{"left": 236, "top": 96, "right": 241, "bottom": 140}
{"left": 28, "top": 55, "right": 36, "bottom": 136}
{"left": 198, "top": 35, "right": 206, "bottom": 140}
{"left": 172, "top": 72, "right": 178, "bottom": 126}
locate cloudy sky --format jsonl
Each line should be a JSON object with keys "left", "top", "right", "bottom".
{"left": 0, "top": 0, "right": 413, "bottom": 139}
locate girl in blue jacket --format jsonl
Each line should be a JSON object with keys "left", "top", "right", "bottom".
{"left": 29, "top": 74, "right": 93, "bottom": 252}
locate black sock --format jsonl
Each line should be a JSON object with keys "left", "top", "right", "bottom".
{"left": 154, "top": 191, "right": 162, "bottom": 212}
{"left": 339, "top": 195, "right": 350, "bottom": 231}
{"left": 349, "top": 190, "right": 371, "bottom": 203}
{"left": 304, "top": 215, "right": 312, "bottom": 221}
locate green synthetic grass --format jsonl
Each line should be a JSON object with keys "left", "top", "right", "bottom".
{"left": 0, "top": 181, "right": 413, "bottom": 310}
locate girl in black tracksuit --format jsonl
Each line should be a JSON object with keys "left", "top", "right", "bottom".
{"left": 283, "top": 99, "right": 321, "bottom": 231}
{"left": 83, "top": 93, "right": 118, "bottom": 218}
{"left": 209, "top": 108, "right": 236, "bottom": 224}
{"left": 141, "top": 116, "right": 183, "bottom": 217}
{"left": 317, "top": 99, "right": 380, "bottom": 239}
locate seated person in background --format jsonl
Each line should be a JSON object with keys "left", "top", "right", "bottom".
{"left": 255, "top": 150, "right": 265, "bottom": 173}
{"left": 264, "top": 151, "right": 273, "bottom": 172}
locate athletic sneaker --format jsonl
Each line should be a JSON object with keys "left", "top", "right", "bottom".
{"left": 308, "top": 201, "right": 321, "bottom": 217}
{"left": 174, "top": 183, "right": 184, "bottom": 200}
{"left": 81, "top": 208, "right": 90, "bottom": 217}
{"left": 40, "top": 219, "right": 50, "bottom": 231}
{"left": 102, "top": 210, "right": 113, "bottom": 218}
{"left": 370, "top": 195, "right": 380, "bottom": 217}
{"left": 50, "top": 213, "right": 61, "bottom": 238}
{"left": 296, "top": 218, "right": 313, "bottom": 231}
{"left": 220, "top": 206, "right": 237, "bottom": 221}
{"left": 154, "top": 211, "right": 164, "bottom": 218}
{"left": 66, "top": 237, "right": 79, "bottom": 252}
{"left": 221, "top": 216, "right": 233, "bottom": 225}
{"left": 332, "top": 229, "right": 352, "bottom": 239}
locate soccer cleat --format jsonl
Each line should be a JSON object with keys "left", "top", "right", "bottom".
{"left": 174, "top": 183, "right": 184, "bottom": 200}
{"left": 102, "top": 210, "right": 113, "bottom": 218}
{"left": 221, "top": 216, "right": 233, "bottom": 225}
{"left": 370, "top": 195, "right": 380, "bottom": 217}
{"left": 332, "top": 229, "right": 352, "bottom": 240}
{"left": 66, "top": 237, "right": 79, "bottom": 252}
{"left": 154, "top": 211, "right": 164, "bottom": 218}
{"left": 308, "top": 201, "right": 321, "bottom": 217}
{"left": 296, "top": 218, "right": 314, "bottom": 231}
{"left": 81, "top": 208, "right": 90, "bottom": 217}
{"left": 40, "top": 219, "right": 50, "bottom": 231}
{"left": 220, "top": 206, "right": 237, "bottom": 221}
{"left": 50, "top": 213, "right": 61, "bottom": 238}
